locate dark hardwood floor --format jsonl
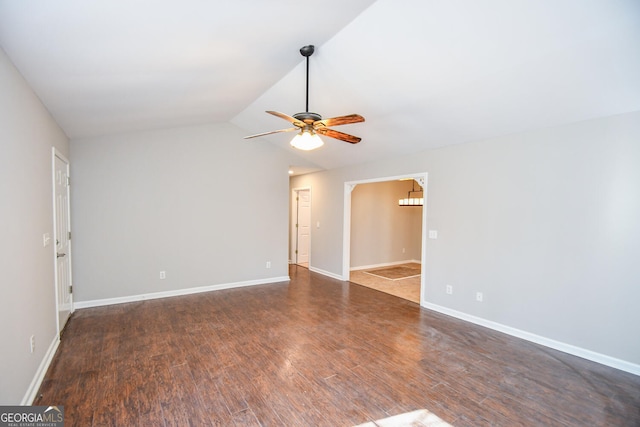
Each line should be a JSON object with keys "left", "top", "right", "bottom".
{"left": 37, "top": 265, "right": 640, "bottom": 426}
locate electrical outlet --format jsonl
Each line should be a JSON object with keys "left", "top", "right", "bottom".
{"left": 476, "top": 292, "right": 483, "bottom": 302}
{"left": 30, "top": 335, "right": 35, "bottom": 353}
{"left": 266, "top": 261, "right": 271, "bottom": 268}
{"left": 446, "top": 285, "right": 453, "bottom": 295}
{"left": 159, "top": 271, "right": 166, "bottom": 279}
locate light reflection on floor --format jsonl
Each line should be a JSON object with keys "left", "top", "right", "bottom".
{"left": 354, "top": 409, "right": 452, "bottom": 427}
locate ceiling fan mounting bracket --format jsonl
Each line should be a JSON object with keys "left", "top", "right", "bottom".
{"left": 299, "top": 45, "right": 315, "bottom": 57}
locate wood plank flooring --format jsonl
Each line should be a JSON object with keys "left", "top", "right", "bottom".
{"left": 36, "top": 265, "right": 640, "bottom": 426}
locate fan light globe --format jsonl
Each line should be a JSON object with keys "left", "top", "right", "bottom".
{"left": 290, "top": 131, "right": 324, "bottom": 151}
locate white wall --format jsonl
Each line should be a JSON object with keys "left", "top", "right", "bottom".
{"left": 291, "top": 111, "right": 640, "bottom": 367}
{"left": 0, "top": 48, "right": 69, "bottom": 404}
{"left": 70, "top": 123, "right": 298, "bottom": 303}
{"left": 350, "top": 180, "right": 422, "bottom": 268}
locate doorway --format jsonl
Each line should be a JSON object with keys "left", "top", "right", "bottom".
{"left": 291, "top": 188, "right": 311, "bottom": 268}
{"left": 343, "top": 173, "right": 428, "bottom": 305}
{"left": 53, "top": 148, "right": 73, "bottom": 336}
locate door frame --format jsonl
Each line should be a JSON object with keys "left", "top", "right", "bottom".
{"left": 52, "top": 147, "right": 73, "bottom": 336}
{"left": 291, "top": 186, "right": 312, "bottom": 265}
{"left": 343, "top": 172, "right": 428, "bottom": 305}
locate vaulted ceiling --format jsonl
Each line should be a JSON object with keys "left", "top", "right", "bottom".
{"left": 1, "top": 0, "right": 639, "bottom": 171}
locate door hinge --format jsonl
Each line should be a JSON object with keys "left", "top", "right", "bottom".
{"left": 67, "top": 176, "right": 70, "bottom": 186}
{"left": 68, "top": 285, "right": 73, "bottom": 294}
{"left": 295, "top": 223, "right": 298, "bottom": 228}
{"left": 68, "top": 231, "right": 71, "bottom": 240}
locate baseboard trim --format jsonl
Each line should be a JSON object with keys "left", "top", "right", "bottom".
{"left": 309, "top": 266, "right": 345, "bottom": 281}
{"left": 75, "top": 276, "right": 291, "bottom": 309}
{"left": 422, "top": 301, "right": 640, "bottom": 377}
{"left": 350, "top": 259, "right": 421, "bottom": 272}
{"left": 22, "top": 334, "right": 60, "bottom": 405}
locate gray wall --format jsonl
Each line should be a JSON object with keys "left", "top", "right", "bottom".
{"left": 350, "top": 180, "right": 422, "bottom": 268}
{"left": 70, "top": 123, "right": 297, "bottom": 303}
{"left": 0, "top": 49, "right": 70, "bottom": 404}
{"left": 291, "top": 111, "right": 640, "bottom": 366}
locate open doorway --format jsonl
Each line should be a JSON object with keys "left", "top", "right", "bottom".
{"left": 291, "top": 187, "right": 311, "bottom": 268}
{"left": 343, "top": 173, "right": 427, "bottom": 305}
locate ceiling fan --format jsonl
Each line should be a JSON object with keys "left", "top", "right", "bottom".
{"left": 244, "top": 45, "right": 365, "bottom": 150}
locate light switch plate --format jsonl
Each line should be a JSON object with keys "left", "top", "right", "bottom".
{"left": 428, "top": 230, "right": 438, "bottom": 239}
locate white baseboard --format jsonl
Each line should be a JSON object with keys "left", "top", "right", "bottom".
{"left": 422, "top": 301, "right": 640, "bottom": 377}
{"left": 75, "top": 276, "right": 290, "bottom": 309}
{"left": 309, "top": 266, "right": 345, "bottom": 281}
{"left": 22, "top": 334, "right": 60, "bottom": 405}
{"left": 350, "top": 259, "right": 421, "bottom": 271}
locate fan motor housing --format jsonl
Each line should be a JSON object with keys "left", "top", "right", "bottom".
{"left": 293, "top": 112, "right": 322, "bottom": 124}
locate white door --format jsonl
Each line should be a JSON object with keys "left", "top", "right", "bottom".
{"left": 53, "top": 151, "right": 72, "bottom": 335}
{"left": 296, "top": 189, "right": 311, "bottom": 264}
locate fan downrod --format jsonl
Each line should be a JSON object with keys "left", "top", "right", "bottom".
{"left": 299, "top": 44, "right": 315, "bottom": 114}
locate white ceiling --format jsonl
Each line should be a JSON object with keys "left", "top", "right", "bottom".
{"left": 1, "top": 0, "right": 639, "bottom": 171}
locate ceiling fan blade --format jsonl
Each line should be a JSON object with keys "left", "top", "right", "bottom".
{"left": 266, "top": 111, "right": 305, "bottom": 127}
{"left": 244, "top": 127, "right": 298, "bottom": 139}
{"left": 315, "top": 114, "right": 365, "bottom": 128}
{"left": 316, "top": 127, "right": 361, "bottom": 144}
